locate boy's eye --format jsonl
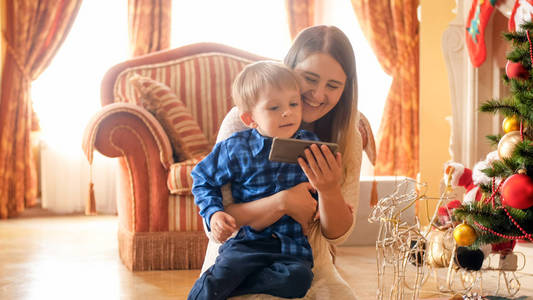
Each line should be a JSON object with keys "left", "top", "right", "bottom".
{"left": 290, "top": 102, "right": 299, "bottom": 107}
{"left": 269, "top": 106, "right": 279, "bottom": 111}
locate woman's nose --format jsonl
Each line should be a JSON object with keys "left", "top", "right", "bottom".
{"left": 311, "top": 85, "right": 326, "bottom": 102}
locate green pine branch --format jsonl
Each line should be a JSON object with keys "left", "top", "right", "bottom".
{"left": 485, "top": 134, "right": 502, "bottom": 146}
{"left": 454, "top": 202, "right": 533, "bottom": 245}
{"left": 513, "top": 141, "right": 533, "bottom": 169}
{"left": 503, "top": 31, "right": 528, "bottom": 44}
{"left": 479, "top": 99, "right": 521, "bottom": 116}
{"left": 520, "top": 22, "right": 533, "bottom": 31}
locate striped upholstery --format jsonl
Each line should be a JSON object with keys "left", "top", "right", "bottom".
{"left": 113, "top": 53, "right": 252, "bottom": 145}
{"left": 169, "top": 194, "right": 205, "bottom": 232}
{"left": 113, "top": 53, "right": 252, "bottom": 232}
{"left": 167, "top": 155, "right": 205, "bottom": 195}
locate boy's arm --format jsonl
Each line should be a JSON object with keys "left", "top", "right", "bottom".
{"left": 210, "top": 211, "right": 237, "bottom": 243}
{"left": 191, "top": 142, "right": 236, "bottom": 232}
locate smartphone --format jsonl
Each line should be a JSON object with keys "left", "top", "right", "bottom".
{"left": 269, "top": 137, "right": 339, "bottom": 164}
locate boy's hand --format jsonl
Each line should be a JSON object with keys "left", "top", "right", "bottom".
{"left": 210, "top": 211, "right": 238, "bottom": 243}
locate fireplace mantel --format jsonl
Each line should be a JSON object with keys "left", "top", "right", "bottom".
{"left": 442, "top": 0, "right": 513, "bottom": 167}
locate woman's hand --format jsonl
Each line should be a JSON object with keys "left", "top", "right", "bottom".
{"left": 298, "top": 144, "right": 353, "bottom": 239}
{"left": 298, "top": 144, "right": 343, "bottom": 194}
{"left": 281, "top": 182, "right": 318, "bottom": 235}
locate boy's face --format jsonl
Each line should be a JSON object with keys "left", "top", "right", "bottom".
{"left": 243, "top": 85, "right": 302, "bottom": 138}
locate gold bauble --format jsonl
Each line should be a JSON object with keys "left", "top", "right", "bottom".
{"left": 502, "top": 116, "right": 521, "bottom": 133}
{"left": 453, "top": 223, "right": 477, "bottom": 247}
{"left": 427, "top": 230, "right": 454, "bottom": 267}
{"left": 498, "top": 131, "right": 522, "bottom": 159}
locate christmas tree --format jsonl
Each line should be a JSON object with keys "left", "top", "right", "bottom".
{"left": 452, "top": 22, "right": 533, "bottom": 249}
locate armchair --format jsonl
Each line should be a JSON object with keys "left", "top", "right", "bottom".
{"left": 82, "top": 43, "right": 376, "bottom": 272}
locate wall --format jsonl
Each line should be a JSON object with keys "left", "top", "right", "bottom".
{"left": 418, "top": 0, "right": 455, "bottom": 224}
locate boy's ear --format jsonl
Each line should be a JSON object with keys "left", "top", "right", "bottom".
{"left": 240, "top": 112, "right": 257, "bottom": 128}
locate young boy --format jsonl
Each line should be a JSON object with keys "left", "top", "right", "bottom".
{"left": 188, "top": 61, "right": 320, "bottom": 300}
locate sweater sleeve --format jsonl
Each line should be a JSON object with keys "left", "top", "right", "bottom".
{"left": 216, "top": 106, "right": 248, "bottom": 144}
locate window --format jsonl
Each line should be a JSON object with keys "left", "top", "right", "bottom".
{"left": 31, "top": 0, "right": 127, "bottom": 212}
{"left": 32, "top": 0, "right": 128, "bottom": 154}
{"left": 171, "top": 0, "right": 291, "bottom": 59}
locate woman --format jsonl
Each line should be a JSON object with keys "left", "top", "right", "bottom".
{"left": 203, "top": 25, "right": 362, "bottom": 299}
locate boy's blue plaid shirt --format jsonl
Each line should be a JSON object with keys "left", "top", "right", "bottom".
{"left": 191, "top": 129, "right": 319, "bottom": 262}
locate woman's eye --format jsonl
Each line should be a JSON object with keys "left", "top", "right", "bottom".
{"left": 305, "top": 77, "right": 317, "bottom": 83}
{"left": 327, "top": 84, "right": 339, "bottom": 90}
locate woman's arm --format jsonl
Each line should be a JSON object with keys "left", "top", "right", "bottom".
{"left": 298, "top": 144, "right": 353, "bottom": 239}
{"left": 225, "top": 182, "right": 318, "bottom": 233}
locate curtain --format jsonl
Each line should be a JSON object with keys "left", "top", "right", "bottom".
{"left": 351, "top": 0, "right": 420, "bottom": 179}
{"left": 0, "top": 0, "right": 82, "bottom": 219}
{"left": 286, "top": 0, "right": 315, "bottom": 39}
{"left": 128, "top": 0, "right": 171, "bottom": 57}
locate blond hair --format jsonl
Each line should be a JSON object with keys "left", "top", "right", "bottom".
{"left": 232, "top": 61, "right": 300, "bottom": 112}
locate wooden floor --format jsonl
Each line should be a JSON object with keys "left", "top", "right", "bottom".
{"left": 1, "top": 213, "right": 533, "bottom": 299}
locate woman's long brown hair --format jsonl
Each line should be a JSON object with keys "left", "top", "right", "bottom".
{"left": 284, "top": 25, "right": 358, "bottom": 155}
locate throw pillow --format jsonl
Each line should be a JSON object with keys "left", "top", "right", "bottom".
{"left": 129, "top": 73, "right": 210, "bottom": 161}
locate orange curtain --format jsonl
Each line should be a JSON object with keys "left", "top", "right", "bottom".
{"left": 0, "top": 0, "right": 82, "bottom": 219}
{"left": 286, "top": 0, "right": 315, "bottom": 40}
{"left": 351, "top": 0, "right": 420, "bottom": 179}
{"left": 128, "top": 0, "right": 171, "bottom": 57}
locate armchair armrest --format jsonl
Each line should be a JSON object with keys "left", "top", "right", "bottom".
{"left": 82, "top": 103, "right": 174, "bottom": 232}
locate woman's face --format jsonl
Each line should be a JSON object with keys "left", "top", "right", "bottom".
{"left": 293, "top": 53, "right": 347, "bottom": 123}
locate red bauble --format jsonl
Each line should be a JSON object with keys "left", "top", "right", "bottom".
{"left": 506, "top": 60, "right": 529, "bottom": 80}
{"left": 501, "top": 174, "right": 533, "bottom": 209}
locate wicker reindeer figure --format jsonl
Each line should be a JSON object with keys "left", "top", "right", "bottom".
{"left": 368, "top": 179, "right": 427, "bottom": 300}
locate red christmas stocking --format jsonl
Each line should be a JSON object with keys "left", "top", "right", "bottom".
{"left": 465, "top": 0, "right": 499, "bottom": 67}
{"left": 509, "top": 0, "right": 533, "bottom": 32}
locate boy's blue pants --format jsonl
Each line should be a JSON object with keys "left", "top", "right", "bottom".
{"left": 187, "top": 233, "right": 313, "bottom": 300}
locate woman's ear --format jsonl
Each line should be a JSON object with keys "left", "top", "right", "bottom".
{"left": 240, "top": 112, "right": 257, "bottom": 128}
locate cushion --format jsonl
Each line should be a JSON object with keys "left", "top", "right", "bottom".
{"left": 167, "top": 155, "right": 206, "bottom": 195}
{"left": 113, "top": 54, "right": 252, "bottom": 144}
{"left": 129, "top": 74, "right": 210, "bottom": 161}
